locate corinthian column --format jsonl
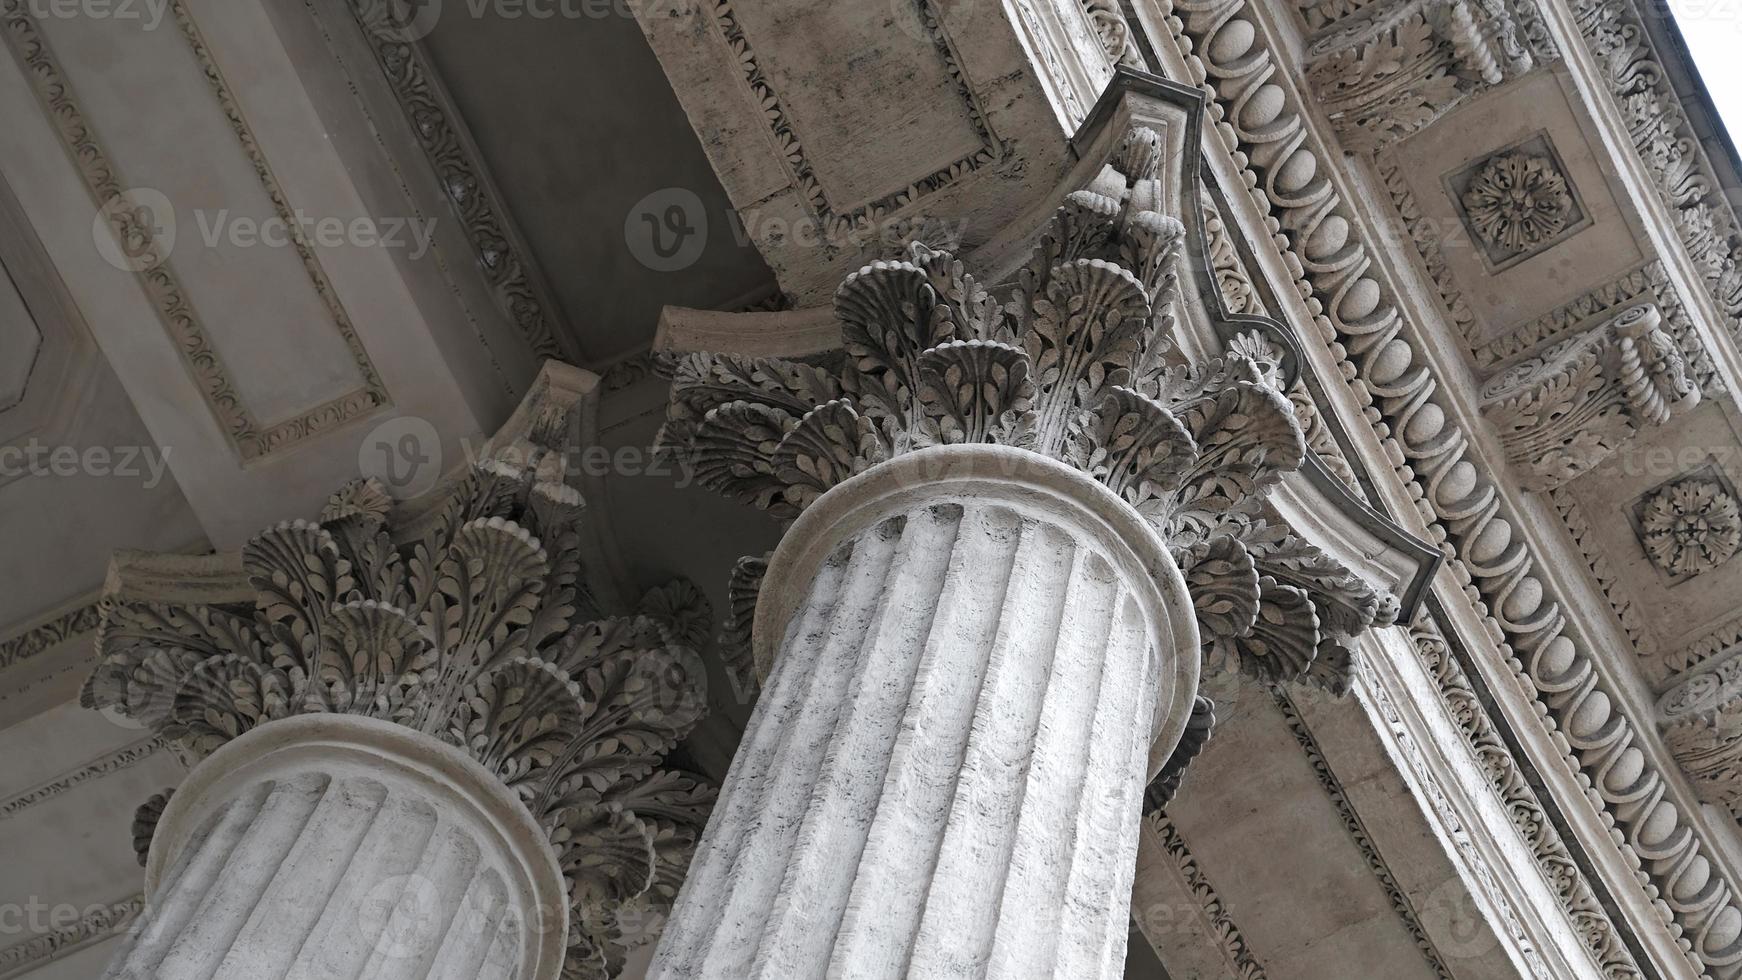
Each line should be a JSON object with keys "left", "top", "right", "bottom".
{"left": 647, "top": 117, "right": 1397, "bottom": 977}
{"left": 84, "top": 369, "right": 719, "bottom": 980}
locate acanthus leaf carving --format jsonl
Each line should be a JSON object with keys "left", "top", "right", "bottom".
{"left": 1302, "top": 0, "right": 1545, "bottom": 153}
{"left": 1481, "top": 303, "right": 1699, "bottom": 491}
{"left": 85, "top": 432, "right": 715, "bottom": 976}
{"left": 655, "top": 127, "right": 1399, "bottom": 814}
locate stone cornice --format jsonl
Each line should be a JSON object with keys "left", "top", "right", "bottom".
{"left": 1132, "top": 0, "right": 1742, "bottom": 972}
{"left": 1570, "top": 0, "right": 1742, "bottom": 385}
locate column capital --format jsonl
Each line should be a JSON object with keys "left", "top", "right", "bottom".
{"left": 84, "top": 370, "right": 715, "bottom": 979}
{"left": 656, "top": 118, "right": 1399, "bottom": 729}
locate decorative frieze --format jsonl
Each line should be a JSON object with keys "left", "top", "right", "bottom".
{"left": 0, "top": 738, "right": 163, "bottom": 823}
{"left": 84, "top": 423, "right": 715, "bottom": 976}
{"left": 1411, "top": 614, "right": 1645, "bottom": 979}
{"left": 1156, "top": 0, "right": 1741, "bottom": 971}
{"left": 1480, "top": 303, "right": 1699, "bottom": 490}
{"left": 340, "top": 0, "right": 571, "bottom": 362}
{"left": 1574, "top": 0, "right": 1742, "bottom": 352}
{"left": 0, "top": 895, "right": 143, "bottom": 980}
{"left": 1082, "top": 0, "right": 1146, "bottom": 68}
{"left": 0, "top": 599, "right": 99, "bottom": 671}
{"left": 1146, "top": 813, "right": 1270, "bottom": 979}
{"left": 1273, "top": 689, "right": 1457, "bottom": 979}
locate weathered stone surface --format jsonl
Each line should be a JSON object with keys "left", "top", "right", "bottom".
{"left": 102, "top": 715, "right": 566, "bottom": 980}
{"left": 649, "top": 447, "right": 1196, "bottom": 979}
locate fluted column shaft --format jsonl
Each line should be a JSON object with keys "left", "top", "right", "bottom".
{"left": 103, "top": 715, "right": 567, "bottom": 980}
{"left": 650, "top": 447, "right": 1198, "bottom": 979}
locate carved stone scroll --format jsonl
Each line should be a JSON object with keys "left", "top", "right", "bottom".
{"left": 1480, "top": 304, "right": 1699, "bottom": 491}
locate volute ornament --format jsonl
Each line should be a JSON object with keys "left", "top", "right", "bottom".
{"left": 1481, "top": 303, "right": 1699, "bottom": 490}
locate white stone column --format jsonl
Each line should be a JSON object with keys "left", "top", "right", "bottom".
{"left": 103, "top": 715, "right": 568, "bottom": 980}
{"left": 649, "top": 447, "right": 1199, "bottom": 980}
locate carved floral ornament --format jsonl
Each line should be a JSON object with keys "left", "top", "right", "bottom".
{"left": 1480, "top": 303, "right": 1699, "bottom": 490}
{"left": 1460, "top": 151, "right": 1575, "bottom": 254}
{"left": 655, "top": 127, "right": 1399, "bottom": 799}
{"left": 1301, "top": 0, "right": 1544, "bottom": 152}
{"left": 1662, "top": 651, "right": 1742, "bottom": 818}
{"left": 84, "top": 440, "right": 716, "bottom": 980}
{"left": 1641, "top": 477, "right": 1742, "bottom": 577}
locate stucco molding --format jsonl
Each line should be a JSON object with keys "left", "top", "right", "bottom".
{"left": 1146, "top": 812, "right": 1270, "bottom": 979}
{"left": 339, "top": 0, "right": 572, "bottom": 363}
{"left": 1410, "top": 611, "right": 1646, "bottom": 978}
{"left": 0, "top": 6, "right": 388, "bottom": 461}
{"left": 0, "top": 598, "right": 99, "bottom": 672}
{"left": 0, "top": 736, "right": 163, "bottom": 823}
{"left": 1573, "top": 0, "right": 1742, "bottom": 357}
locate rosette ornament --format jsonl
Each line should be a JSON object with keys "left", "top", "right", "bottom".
{"left": 659, "top": 128, "right": 1396, "bottom": 706}
{"left": 85, "top": 457, "right": 715, "bottom": 979}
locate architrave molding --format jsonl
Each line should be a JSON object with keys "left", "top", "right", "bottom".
{"left": 1410, "top": 606, "right": 1649, "bottom": 978}
{"left": 0, "top": 736, "right": 164, "bottom": 823}
{"left": 0, "top": 597, "right": 99, "bottom": 672}
{"left": 1140, "top": 812, "right": 1270, "bottom": 978}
